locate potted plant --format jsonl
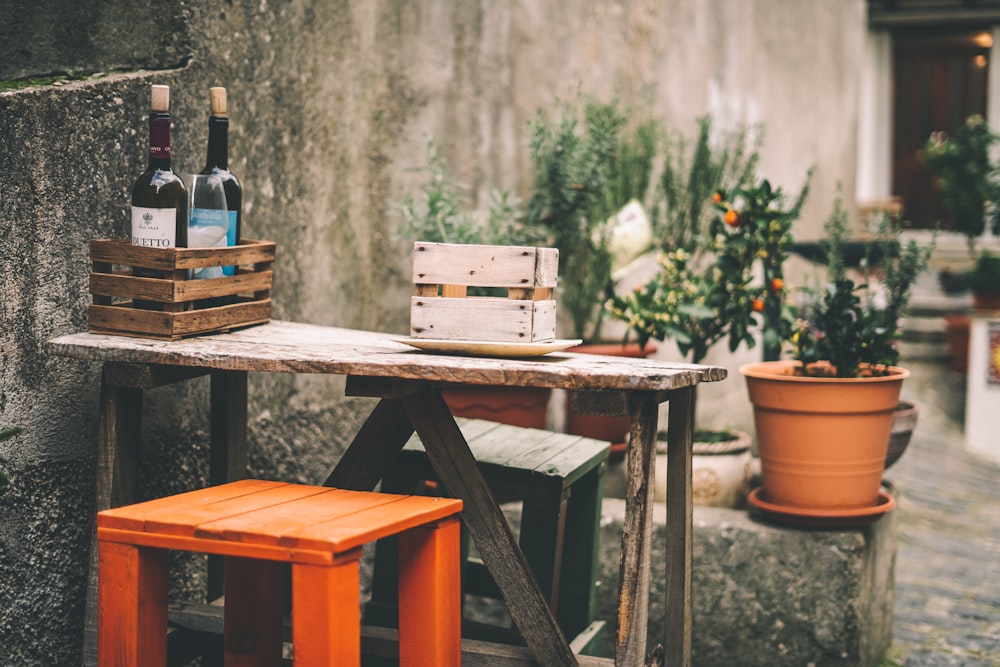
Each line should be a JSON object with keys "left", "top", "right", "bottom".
{"left": 605, "top": 175, "right": 810, "bottom": 506}
{"left": 923, "top": 114, "right": 1000, "bottom": 250}
{"left": 524, "top": 96, "right": 659, "bottom": 345}
{"left": 556, "top": 113, "right": 765, "bottom": 447}
{"left": 651, "top": 114, "right": 762, "bottom": 254}
{"left": 395, "top": 139, "right": 553, "bottom": 428}
{"left": 966, "top": 250, "right": 1000, "bottom": 310}
{"left": 924, "top": 115, "right": 1000, "bottom": 372}
{"left": 885, "top": 400, "right": 919, "bottom": 470}
{"left": 522, "top": 97, "right": 666, "bottom": 445}
{"left": 740, "top": 194, "right": 933, "bottom": 517}
{"left": 606, "top": 247, "right": 755, "bottom": 506}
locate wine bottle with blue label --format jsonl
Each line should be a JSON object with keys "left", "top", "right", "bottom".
{"left": 194, "top": 87, "right": 242, "bottom": 277}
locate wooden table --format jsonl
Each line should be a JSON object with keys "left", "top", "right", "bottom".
{"left": 47, "top": 321, "right": 726, "bottom": 666}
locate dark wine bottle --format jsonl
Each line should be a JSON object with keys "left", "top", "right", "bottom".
{"left": 197, "top": 86, "right": 242, "bottom": 276}
{"left": 131, "top": 84, "right": 187, "bottom": 249}
{"left": 130, "top": 84, "right": 187, "bottom": 311}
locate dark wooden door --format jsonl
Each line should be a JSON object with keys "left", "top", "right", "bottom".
{"left": 892, "top": 28, "right": 991, "bottom": 229}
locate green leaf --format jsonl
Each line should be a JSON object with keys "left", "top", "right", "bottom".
{"left": 0, "top": 427, "right": 22, "bottom": 441}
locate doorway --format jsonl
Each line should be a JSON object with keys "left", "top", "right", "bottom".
{"left": 892, "top": 28, "right": 992, "bottom": 230}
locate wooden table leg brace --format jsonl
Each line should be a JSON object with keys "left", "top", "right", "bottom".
{"left": 328, "top": 380, "right": 577, "bottom": 666}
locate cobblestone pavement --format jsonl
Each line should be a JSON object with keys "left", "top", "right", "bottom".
{"left": 883, "top": 360, "right": 1000, "bottom": 667}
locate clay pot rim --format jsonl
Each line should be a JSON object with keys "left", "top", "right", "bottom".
{"left": 739, "top": 360, "right": 910, "bottom": 383}
{"left": 654, "top": 429, "right": 752, "bottom": 455}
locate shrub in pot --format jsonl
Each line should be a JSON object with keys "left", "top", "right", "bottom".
{"left": 741, "top": 195, "right": 933, "bottom": 513}
{"left": 924, "top": 115, "right": 1000, "bottom": 372}
{"left": 524, "top": 96, "right": 661, "bottom": 345}
{"left": 523, "top": 97, "right": 664, "bottom": 442}
{"left": 607, "top": 176, "right": 811, "bottom": 505}
{"left": 967, "top": 250, "right": 1000, "bottom": 310}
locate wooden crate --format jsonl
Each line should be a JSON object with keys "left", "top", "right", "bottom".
{"left": 88, "top": 239, "right": 275, "bottom": 340}
{"left": 410, "top": 242, "right": 559, "bottom": 342}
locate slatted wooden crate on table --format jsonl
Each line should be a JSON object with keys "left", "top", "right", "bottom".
{"left": 88, "top": 238, "right": 275, "bottom": 340}
{"left": 410, "top": 242, "right": 559, "bottom": 342}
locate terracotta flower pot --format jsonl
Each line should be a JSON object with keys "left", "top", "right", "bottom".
{"left": 740, "top": 361, "right": 908, "bottom": 510}
{"left": 973, "top": 290, "right": 1000, "bottom": 311}
{"left": 945, "top": 314, "right": 970, "bottom": 375}
{"left": 443, "top": 386, "right": 551, "bottom": 430}
{"left": 885, "top": 401, "right": 919, "bottom": 470}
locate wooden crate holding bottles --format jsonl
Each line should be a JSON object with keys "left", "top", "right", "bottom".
{"left": 87, "top": 238, "right": 275, "bottom": 340}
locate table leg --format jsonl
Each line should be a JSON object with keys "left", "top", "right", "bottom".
{"left": 401, "top": 389, "right": 577, "bottom": 667}
{"left": 82, "top": 364, "right": 222, "bottom": 666}
{"left": 83, "top": 379, "right": 144, "bottom": 667}
{"left": 209, "top": 370, "right": 248, "bottom": 486}
{"left": 208, "top": 370, "right": 248, "bottom": 601}
{"left": 616, "top": 391, "right": 659, "bottom": 665}
{"left": 323, "top": 397, "right": 417, "bottom": 491}
{"left": 663, "top": 386, "right": 694, "bottom": 667}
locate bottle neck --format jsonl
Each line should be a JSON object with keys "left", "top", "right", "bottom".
{"left": 205, "top": 115, "right": 229, "bottom": 171}
{"left": 147, "top": 112, "right": 172, "bottom": 171}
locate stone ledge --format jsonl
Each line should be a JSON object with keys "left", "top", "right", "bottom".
{"left": 588, "top": 496, "right": 897, "bottom": 666}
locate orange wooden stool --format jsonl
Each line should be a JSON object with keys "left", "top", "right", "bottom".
{"left": 96, "top": 479, "right": 463, "bottom": 667}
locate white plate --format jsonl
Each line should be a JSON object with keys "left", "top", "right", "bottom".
{"left": 393, "top": 337, "right": 582, "bottom": 358}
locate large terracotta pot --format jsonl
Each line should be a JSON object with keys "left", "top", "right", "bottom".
{"left": 885, "top": 400, "right": 919, "bottom": 470}
{"left": 740, "top": 361, "right": 908, "bottom": 510}
{"left": 945, "top": 314, "right": 970, "bottom": 375}
{"left": 443, "top": 386, "right": 550, "bottom": 429}
{"left": 973, "top": 290, "right": 1000, "bottom": 311}
{"left": 564, "top": 342, "right": 657, "bottom": 449}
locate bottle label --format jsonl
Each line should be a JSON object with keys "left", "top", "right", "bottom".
{"left": 189, "top": 207, "right": 232, "bottom": 279}
{"left": 132, "top": 206, "right": 177, "bottom": 248}
{"left": 224, "top": 210, "right": 237, "bottom": 276}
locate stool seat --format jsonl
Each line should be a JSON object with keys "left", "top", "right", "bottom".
{"left": 98, "top": 479, "right": 463, "bottom": 667}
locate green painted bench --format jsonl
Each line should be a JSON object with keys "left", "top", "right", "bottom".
{"left": 365, "top": 418, "right": 610, "bottom": 645}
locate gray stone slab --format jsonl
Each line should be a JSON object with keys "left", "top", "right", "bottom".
{"left": 587, "top": 499, "right": 897, "bottom": 667}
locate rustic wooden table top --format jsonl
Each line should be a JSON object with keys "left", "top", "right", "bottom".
{"left": 46, "top": 320, "right": 727, "bottom": 390}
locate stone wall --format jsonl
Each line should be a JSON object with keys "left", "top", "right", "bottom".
{"left": 593, "top": 499, "right": 897, "bottom": 666}
{"left": 0, "top": 1, "right": 867, "bottom": 663}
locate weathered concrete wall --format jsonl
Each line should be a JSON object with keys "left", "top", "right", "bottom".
{"left": 0, "top": 1, "right": 191, "bottom": 81}
{"left": 0, "top": 1, "right": 867, "bottom": 663}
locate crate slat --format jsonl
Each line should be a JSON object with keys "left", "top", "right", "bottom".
{"left": 90, "top": 270, "right": 273, "bottom": 302}
{"left": 412, "top": 242, "right": 558, "bottom": 288}
{"left": 410, "top": 296, "right": 556, "bottom": 342}
{"left": 89, "top": 300, "right": 272, "bottom": 340}
{"left": 90, "top": 239, "right": 276, "bottom": 270}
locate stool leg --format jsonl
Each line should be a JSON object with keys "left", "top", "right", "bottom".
{"left": 292, "top": 557, "right": 361, "bottom": 667}
{"left": 224, "top": 556, "right": 284, "bottom": 666}
{"left": 397, "top": 516, "right": 461, "bottom": 667}
{"left": 519, "top": 495, "right": 568, "bottom": 611}
{"left": 557, "top": 464, "right": 605, "bottom": 638}
{"left": 98, "top": 540, "right": 168, "bottom": 667}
